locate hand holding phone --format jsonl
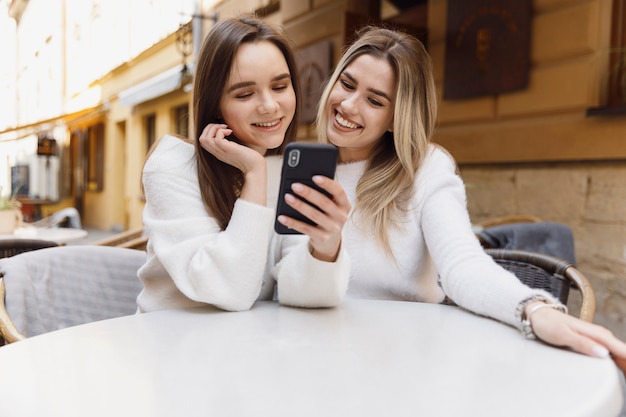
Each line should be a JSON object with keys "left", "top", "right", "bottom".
{"left": 275, "top": 143, "right": 338, "bottom": 235}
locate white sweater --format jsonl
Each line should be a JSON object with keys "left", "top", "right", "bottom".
{"left": 137, "top": 135, "right": 350, "bottom": 312}
{"left": 336, "top": 145, "right": 556, "bottom": 328}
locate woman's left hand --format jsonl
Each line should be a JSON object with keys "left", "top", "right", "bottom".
{"left": 277, "top": 176, "right": 351, "bottom": 262}
{"left": 529, "top": 304, "right": 626, "bottom": 375}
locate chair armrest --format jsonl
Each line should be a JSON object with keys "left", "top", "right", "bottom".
{"left": 0, "top": 276, "right": 26, "bottom": 344}
{"left": 565, "top": 266, "right": 596, "bottom": 322}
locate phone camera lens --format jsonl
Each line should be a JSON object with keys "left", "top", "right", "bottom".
{"left": 288, "top": 150, "right": 300, "bottom": 167}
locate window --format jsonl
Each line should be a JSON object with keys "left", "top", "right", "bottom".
{"left": 173, "top": 104, "right": 189, "bottom": 138}
{"left": 608, "top": 0, "right": 626, "bottom": 106}
{"left": 145, "top": 113, "right": 156, "bottom": 152}
{"left": 86, "top": 123, "right": 105, "bottom": 191}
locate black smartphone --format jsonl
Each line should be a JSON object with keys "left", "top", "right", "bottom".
{"left": 275, "top": 143, "right": 338, "bottom": 234}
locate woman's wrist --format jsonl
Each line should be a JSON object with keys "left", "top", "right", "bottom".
{"left": 240, "top": 166, "right": 267, "bottom": 206}
{"left": 518, "top": 298, "right": 568, "bottom": 339}
{"left": 309, "top": 241, "right": 340, "bottom": 263}
{"left": 311, "top": 248, "right": 339, "bottom": 263}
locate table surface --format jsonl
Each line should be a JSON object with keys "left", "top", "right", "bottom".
{"left": 0, "top": 300, "right": 622, "bottom": 417}
{"left": 0, "top": 225, "right": 87, "bottom": 243}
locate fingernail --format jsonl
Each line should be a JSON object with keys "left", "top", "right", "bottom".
{"left": 291, "top": 183, "right": 303, "bottom": 192}
{"left": 277, "top": 215, "right": 286, "bottom": 224}
{"left": 312, "top": 175, "right": 324, "bottom": 184}
{"left": 592, "top": 345, "right": 609, "bottom": 358}
{"left": 285, "top": 193, "right": 296, "bottom": 203}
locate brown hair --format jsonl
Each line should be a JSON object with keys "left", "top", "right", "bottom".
{"left": 193, "top": 15, "right": 301, "bottom": 229}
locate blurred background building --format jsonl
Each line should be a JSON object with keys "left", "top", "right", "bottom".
{"left": 0, "top": 0, "right": 625, "bottom": 338}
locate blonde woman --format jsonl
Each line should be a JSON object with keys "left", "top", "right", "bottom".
{"left": 307, "top": 25, "right": 626, "bottom": 371}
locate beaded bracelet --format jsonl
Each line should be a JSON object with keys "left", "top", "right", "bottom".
{"left": 520, "top": 302, "right": 568, "bottom": 340}
{"left": 515, "top": 295, "right": 551, "bottom": 325}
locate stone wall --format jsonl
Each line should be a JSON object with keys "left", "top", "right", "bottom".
{"left": 461, "top": 162, "right": 626, "bottom": 339}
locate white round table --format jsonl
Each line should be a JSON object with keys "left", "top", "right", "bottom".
{"left": 0, "top": 300, "right": 622, "bottom": 417}
{"left": 0, "top": 226, "right": 87, "bottom": 243}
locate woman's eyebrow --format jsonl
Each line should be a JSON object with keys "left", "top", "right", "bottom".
{"left": 343, "top": 70, "right": 391, "bottom": 102}
{"left": 226, "top": 73, "right": 291, "bottom": 93}
{"left": 226, "top": 81, "right": 255, "bottom": 93}
{"left": 273, "top": 73, "right": 291, "bottom": 82}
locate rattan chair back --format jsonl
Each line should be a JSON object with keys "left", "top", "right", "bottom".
{"left": 0, "top": 246, "right": 145, "bottom": 344}
{"left": 485, "top": 248, "right": 596, "bottom": 322}
{"left": 0, "top": 239, "right": 60, "bottom": 259}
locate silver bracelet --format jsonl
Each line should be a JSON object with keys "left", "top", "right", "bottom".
{"left": 520, "top": 302, "right": 568, "bottom": 340}
{"left": 515, "top": 294, "right": 551, "bottom": 325}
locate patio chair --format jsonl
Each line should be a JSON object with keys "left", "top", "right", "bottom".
{"left": 0, "top": 245, "right": 145, "bottom": 344}
{"left": 485, "top": 248, "right": 595, "bottom": 322}
{"left": 31, "top": 207, "right": 83, "bottom": 229}
{"left": 0, "top": 239, "right": 60, "bottom": 259}
{"left": 477, "top": 221, "right": 577, "bottom": 265}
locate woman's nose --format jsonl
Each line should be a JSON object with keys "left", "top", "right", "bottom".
{"left": 257, "top": 92, "right": 279, "bottom": 114}
{"left": 340, "top": 94, "right": 358, "bottom": 115}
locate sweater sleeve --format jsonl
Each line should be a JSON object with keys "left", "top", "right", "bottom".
{"left": 142, "top": 136, "right": 274, "bottom": 311}
{"left": 269, "top": 235, "right": 351, "bottom": 308}
{"left": 263, "top": 156, "right": 350, "bottom": 308}
{"left": 419, "top": 146, "right": 559, "bottom": 328}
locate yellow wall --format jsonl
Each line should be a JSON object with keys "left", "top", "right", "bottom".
{"left": 79, "top": 31, "right": 190, "bottom": 231}
{"left": 432, "top": 0, "right": 624, "bottom": 162}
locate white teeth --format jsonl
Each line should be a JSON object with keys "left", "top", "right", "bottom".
{"left": 335, "top": 113, "right": 360, "bottom": 129}
{"left": 256, "top": 120, "right": 280, "bottom": 127}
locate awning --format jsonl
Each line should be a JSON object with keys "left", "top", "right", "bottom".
{"left": 0, "top": 106, "right": 103, "bottom": 142}
{"left": 118, "top": 64, "right": 189, "bottom": 107}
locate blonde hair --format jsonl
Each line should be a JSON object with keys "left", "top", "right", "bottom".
{"left": 316, "top": 26, "right": 437, "bottom": 256}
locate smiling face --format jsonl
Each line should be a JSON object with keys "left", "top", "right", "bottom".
{"left": 219, "top": 40, "right": 296, "bottom": 153}
{"left": 325, "top": 54, "right": 396, "bottom": 163}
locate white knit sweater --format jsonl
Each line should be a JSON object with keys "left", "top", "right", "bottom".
{"left": 137, "top": 135, "right": 350, "bottom": 312}
{"left": 336, "top": 145, "right": 556, "bottom": 328}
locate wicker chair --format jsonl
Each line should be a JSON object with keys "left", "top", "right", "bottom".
{"left": 485, "top": 248, "right": 596, "bottom": 322}
{"left": 0, "top": 239, "right": 60, "bottom": 259}
{"left": 92, "top": 227, "right": 148, "bottom": 251}
{"left": 0, "top": 245, "right": 145, "bottom": 344}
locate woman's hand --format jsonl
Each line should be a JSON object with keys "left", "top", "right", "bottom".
{"left": 198, "top": 124, "right": 265, "bottom": 175}
{"left": 277, "top": 176, "right": 351, "bottom": 262}
{"left": 529, "top": 303, "right": 626, "bottom": 375}
{"left": 199, "top": 123, "right": 267, "bottom": 205}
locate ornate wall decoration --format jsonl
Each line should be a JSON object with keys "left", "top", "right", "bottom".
{"left": 444, "top": 0, "right": 531, "bottom": 99}
{"left": 296, "top": 40, "right": 333, "bottom": 124}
